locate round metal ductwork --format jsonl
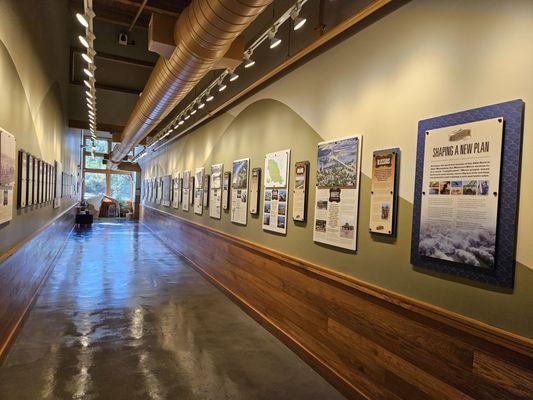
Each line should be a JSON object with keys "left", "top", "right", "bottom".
{"left": 110, "top": 0, "right": 272, "bottom": 163}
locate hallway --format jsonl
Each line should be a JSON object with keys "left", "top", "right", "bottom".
{"left": 0, "top": 222, "right": 345, "bottom": 400}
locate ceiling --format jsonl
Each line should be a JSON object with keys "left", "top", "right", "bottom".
{"left": 69, "top": 0, "right": 190, "bottom": 29}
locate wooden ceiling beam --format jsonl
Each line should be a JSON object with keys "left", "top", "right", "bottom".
{"left": 111, "top": 0, "right": 180, "bottom": 17}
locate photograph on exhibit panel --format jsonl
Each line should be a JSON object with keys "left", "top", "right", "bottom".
{"left": 419, "top": 118, "right": 502, "bottom": 269}
{"left": 0, "top": 130, "right": 16, "bottom": 224}
{"left": 231, "top": 158, "right": 249, "bottom": 225}
{"left": 313, "top": 135, "right": 362, "bottom": 251}
{"left": 209, "top": 163, "right": 223, "bottom": 219}
{"left": 194, "top": 167, "right": 204, "bottom": 215}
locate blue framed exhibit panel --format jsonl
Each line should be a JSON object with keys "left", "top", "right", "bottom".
{"left": 411, "top": 99, "right": 524, "bottom": 288}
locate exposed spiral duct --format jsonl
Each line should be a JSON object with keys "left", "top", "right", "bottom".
{"left": 110, "top": 0, "right": 272, "bottom": 164}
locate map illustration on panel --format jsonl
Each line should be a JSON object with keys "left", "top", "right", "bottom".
{"left": 264, "top": 150, "right": 289, "bottom": 188}
{"left": 317, "top": 136, "right": 359, "bottom": 188}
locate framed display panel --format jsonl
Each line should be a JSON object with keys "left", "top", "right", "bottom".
{"left": 222, "top": 171, "right": 230, "bottom": 211}
{"left": 172, "top": 173, "right": 181, "bottom": 209}
{"left": 54, "top": 160, "right": 62, "bottom": 208}
{"left": 39, "top": 160, "right": 44, "bottom": 203}
{"left": 292, "top": 161, "right": 310, "bottom": 222}
{"left": 35, "top": 159, "right": 41, "bottom": 203}
{"left": 209, "top": 164, "right": 223, "bottom": 219}
{"left": 156, "top": 177, "right": 163, "bottom": 204}
{"left": 17, "top": 150, "right": 28, "bottom": 209}
{"left": 313, "top": 136, "right": 362, "bottom": 250}
{"left": 194, "top": 167, "right": 204, "bottom": 215}
{"left": 369, "top": 148, "right": 400, "bottom": 236}
{"left": 182, "top": 170, "right": 190, "bottom": 211}
{"left": 231, "top": 158, "right": 249, "bottom": 225}
{"left": 189, "top": 175, "right": 194, "bottom": 206}
{"left": 0, "top": 129, "right": 16, "bottom": 224}
{"left": 411, "top": 99, "right": 524, "bottom": 288}
{"left": 263, "top": 149, "right": 290, "bottom": 234}
{"left": 44, "top": 163, "right": 48, "bottom": 202}
{"left": 250, "top": 167, "right": 260, "bottom": 215}
{"left": 28, "top": 155, "right": 34, "bottom": 206}
{"left": 162, "top": 175, "right": 171, "bottom": 207}
{"left": 202, "top": 174, "right": 209, "bottom": 208}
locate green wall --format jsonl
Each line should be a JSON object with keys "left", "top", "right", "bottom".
{"left": 142, "top": 99, "right": 533, "bottom": 339}
{"left": 0, "top": 0, "right": 81, "bottom": 254}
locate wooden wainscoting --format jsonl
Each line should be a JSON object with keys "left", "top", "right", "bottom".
{"left": 141, "top": 205, "right": 533, "bottom": 400}
{"left": 0, "top": 205, "right": 76, "bottom": 361}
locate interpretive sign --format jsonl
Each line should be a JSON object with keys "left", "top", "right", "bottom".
{"left": 263, "top": 149, "right": 290, "bottom": 234}
{"left": 292, "top": 161, "right": 309, "bottom": 222}
{"left": 231, "top": 158, "right": 249, "bottom": 225}
{"left": 411, "top": 100, "right": 524, "bottom": 288}
{"left": 313, "top": 136, "right": 362, "bottom": 250}
{"left": 369, "top": 148, "right": 399, "bottom": 235}
{"left": 209, "top": 164, "right": 223, "bottom": 219}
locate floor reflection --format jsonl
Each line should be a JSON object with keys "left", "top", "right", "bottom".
{"left": 0, "top": 221, "right": 345, "bottom": 399}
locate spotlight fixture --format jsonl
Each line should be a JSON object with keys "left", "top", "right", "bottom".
{"left": 178, "top": 120, "right": 184, "bottom": 125}
{"left": 206, "top": 93, "right": 214, "bottom": 102}
{"left": 290, "top": 4, "right": 306, "bottom": 31}
{"left": 83, "top": 68, "right": 93, "bottom": 78}
{"left": 87, "top": 102, "right": 94, "bottom": 110}
{"left": 88, "top": 110, "right": 94, "bottom": 116}
{"left": 198, "top": 101, "right": 205, "bottom": 109}
{"left": 229, "top": 71, "right": 239, "bottom": 82}
{"left": 184, "top": 114, "right": 190, "bottom": 120}
{"left": 78, "top": 35, "right": 89, "bottom": 49}
{"left": 190, "top": 108, "right": 197, "bottom": 115}
{"left": 84, "top": 80, "right": 91, "bottom": 88}
{"left": 81, "top": 53, "right": 93, "bottom": 64}
{"left": 268, "top": 27, "right": 281, "bottom": 49}
{"left": 218, "top": 81, "right": 227, "bottom": 92}
{"left": 85, "top": 90, "right": 93, "bottom": 98}
{"left": 76, "top": 13, "right": 89, "bottom": 28}
{"left": 244, "top": 52, "right": 255, "bottom": 68}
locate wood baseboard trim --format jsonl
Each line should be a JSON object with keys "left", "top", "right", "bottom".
{"left": 141, "top": 220, "right": 368, "bottom": 400}
{"left": 141, "top": 204, "right": 533, "bottom": 357}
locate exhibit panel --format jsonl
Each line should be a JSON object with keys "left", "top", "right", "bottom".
{"left": 411, "top": 100, "right": 524, "bottom": 288}
{"left": 182, "top": 170, "right": 190, "bottom": 211}
{"left": 209, "top": 164, "right": 223, "bottom": 219}
{"left": 0, "top": 130, "right": 16, "bottom": 224}
{"left": 231, "top": 158, "right": 249, "bottom": 225}
{"left": 313, "top": 136, "right": 362, "bottom": 250}
{"left": 262, "top": 150, "right": 290, "bottom": 234}
{"left": 369, "top": 148, "right": 400, "bottom": 236}
{"left": 194, "top": 167, "right": 204, "bottom": 215}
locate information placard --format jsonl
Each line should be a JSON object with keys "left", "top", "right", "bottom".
{"left": 262, "top": 149, "right": 290, "bottom": 234}
{"left": 0, "top": 129, "right": 16, "bottom": 224}
{"left": 369, "top": 149, "right": 399, "bottom": 235}
{"left": 250, "top": 167, "right": 260, "bottom": 215}
{"left": 194, "top": 167, "right": 204, "bottom": 215}
{"left": 231, "top": 158, "right": 249, "bottom": 225}
{"left": 209, "top": 164, "right": 223, "bottom": 219}
{"left": 292, "top": 161, "right": 309, "bottom": 222}
{"left": 222, "top": 171, "right": 230, "bottom": 211}
{"left": 162, "top": 175, "right": 171, "bottom": 206}
{"left": 182, "top": 170, "right": 190, "bottom": 211}
{"left": 172, "top": 172, "right": 181, "bottom": 209}
{"left": 313, "top": 135, "right": 362, "bottom": 250}
{"left": 419, "top": 118, "right": 502, "bottom": 268}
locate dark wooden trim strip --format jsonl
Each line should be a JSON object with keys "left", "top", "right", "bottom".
{"left": 0, "top": 204, "right": 77, "bottom": 264}
{"left": 141, "top": 204, "right": 533, "bottom": 358}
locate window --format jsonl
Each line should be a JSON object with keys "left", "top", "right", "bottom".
{"left": 85, "top": 138, "right": 109, "bottom": 153}
{"left": 84, "top": 172, "right": 106, "bottom": 199}
{"left": 110, "top": 174, "right": 132, "bottom": 203}
{"left": 85, "top": 155, "right": 105, "bottom": 169}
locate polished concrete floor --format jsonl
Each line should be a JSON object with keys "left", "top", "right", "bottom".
{"left": 0, "top": 221, "right": 345, "bottom": 400}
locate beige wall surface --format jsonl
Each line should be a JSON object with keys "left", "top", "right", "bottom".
{"left": 0, "top": 0, "right": 81, "bottom": 253}
{"left": 140, "top": 0, "right": 533, "bottom": 338}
